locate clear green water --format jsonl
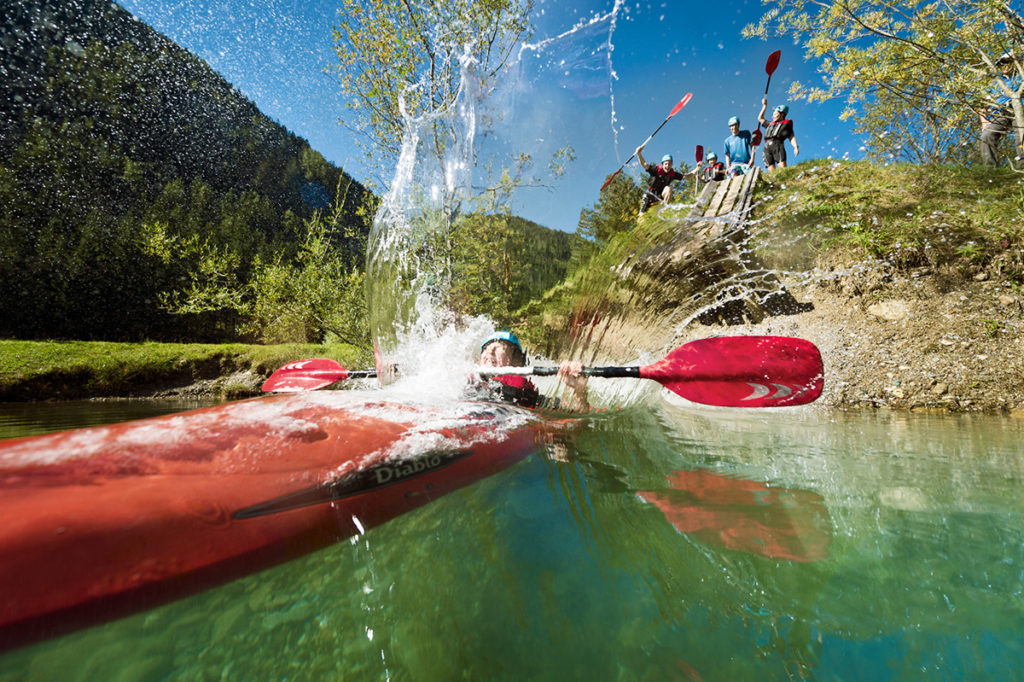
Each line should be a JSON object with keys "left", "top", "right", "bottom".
{"left": 2, "top": 401, "right": 1023, "bottom": 681}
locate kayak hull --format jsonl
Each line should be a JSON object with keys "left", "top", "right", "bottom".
{"left": 0, "top": 393, "right": 542, "bottom": 651}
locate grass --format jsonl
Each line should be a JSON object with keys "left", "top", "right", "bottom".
{"left": 0, "top": 340, "right": 368, "bottom": 400}
{"left": 515, "top": 160, "right": 1024, "bottom": 343}
{"left": 757, "top": 161, "right": 1024, "bottom": 276}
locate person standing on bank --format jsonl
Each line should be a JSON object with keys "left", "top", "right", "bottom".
{"left": 636, "top": 145, "right": 685, "bottom": 213}
{"left": 723, "top": 116, "right": 754, "bottom": 176}
{"left": 700, "top": 151, "right": 726, "bottom": 182}
{"left": 757, "top": 96, "right": 799, "bottom": 170}
{"left": 981, "top": 53, "right": 1023, "bottom": 167}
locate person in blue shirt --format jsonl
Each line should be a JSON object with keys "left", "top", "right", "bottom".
{"left": 724, "top": 116, "right": 754, "bottom": 176}
{"left": 981, "top": 53, "right": 1023, "bottom": 167}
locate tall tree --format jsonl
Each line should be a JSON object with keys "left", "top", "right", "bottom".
{"left": 577, "top": 173, "right": 642, "bottom": 245}
{"left": 330, "top": 0, "right": 534, "bottom": 174}
{"left": 744, "top": 0, "right": 1024, "bottom": 167}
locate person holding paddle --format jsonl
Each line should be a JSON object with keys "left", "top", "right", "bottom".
{"left": 636, "top": 145, "right": 685, "bottom": 214}
{"left": 723, "top": 116, "right": 754, "bottom": 176}
{"left": 757, "top": 97, "right": 799, "bottom": 170}
{"left": 467, "top": 331, "right": 589, "bottom": 411}
{"left": 700, "top": 151, "right": 726, "bottom": 182}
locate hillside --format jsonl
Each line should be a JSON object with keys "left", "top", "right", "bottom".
{"left": 518, "top": 161, "right": 1024, "bottom": 413}
{"left": 0, "top": 0, "right": 371, "bottom": 341}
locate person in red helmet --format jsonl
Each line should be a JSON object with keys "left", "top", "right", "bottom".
{"left": 467, "top": 331, "right": 589, "bottom": 411}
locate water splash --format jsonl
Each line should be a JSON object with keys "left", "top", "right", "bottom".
{"left": 364, "top": 5, "right": 628, "bottom": 391}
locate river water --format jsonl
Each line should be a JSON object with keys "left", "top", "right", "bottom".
{"left": 1, "top": 398, "right": 1022, "bottom": 681}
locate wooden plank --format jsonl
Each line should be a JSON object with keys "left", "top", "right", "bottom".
{"left": 717, "top": 173, "right": 746, "bottom": 216}
{"left": 734, "top": 167, "right": 760, "bottom": 217}
{"left": 704, "top": 178, "right": 732, "bottom": 217}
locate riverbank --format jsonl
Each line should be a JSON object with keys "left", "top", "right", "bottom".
{"left": 741, "top": 161, "right": 1024, "bottom": 415}
{"left": 681, "top": 266, "right": 1024, "bottom": 415}
{"left": 0, "top": 340, "right": 367, "bottom": 401}
{"left": 3, "top": 161, "right": 1022, "bottom": 415}
{"left": 516, "top": 160, "right": 1024, "bottom": 415}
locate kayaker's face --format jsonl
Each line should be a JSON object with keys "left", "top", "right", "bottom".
{"left": 729, "top": 123, "right": 739, "bottom": 134}
{"left": 480, "top": 341, "right": 517, "bottom": 367}
{"left": 661, "top": 160, "right": 673, "bottom": 171}
{"left": 772, "top": 110, "right": 784, "bottom": 121}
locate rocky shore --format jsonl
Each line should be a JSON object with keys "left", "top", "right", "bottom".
{"left": 719, "top": 262, "right": 1024, "bottom": 415}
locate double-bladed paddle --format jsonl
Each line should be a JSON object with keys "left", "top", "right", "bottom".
{"left": 753, "top": 50, "right": 782, "bottom": 147}
{"left": 600, "top": 92, "right": 693, "bottom": 192}
{"left": 261, "top": 359, "right": 378, "bottom": 393}
{"left": 262, "top": 336, "right": 824, "bottom": 408}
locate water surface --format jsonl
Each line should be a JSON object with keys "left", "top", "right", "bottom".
{"left": 1, "top": 400, "right": 1022, "bottom": 681}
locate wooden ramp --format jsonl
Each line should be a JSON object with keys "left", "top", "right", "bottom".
{"left": 627, "top": 168, "right": 811, "bottom": 326}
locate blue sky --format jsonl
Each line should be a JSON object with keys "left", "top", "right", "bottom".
{"left": 118, "top": 0, "right": 862, "bottom": 232}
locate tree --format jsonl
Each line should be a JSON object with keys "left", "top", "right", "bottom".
{"left": 577, "top": 173, "right": 642, "bottom": 245}
{"left": 330, "top": 0, "right": 534, "bottom": 172}
{"left": 143, "top": 182, "right": 373, "bottom": 347}
{"left": 744, "top": 0, "right": 1024, "bottom": 167}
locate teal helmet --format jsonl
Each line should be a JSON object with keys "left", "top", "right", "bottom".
{"left": 481, "top": 330, "right": 522, "bottom": 352}
{"left": 728, "top": 116, "right": 740, "bottom": 126}
{"left": 774, "top": 104, "right": 789, "bottom": 117}
{"left": 661, "top": 154, "right": 673, "bottom": 163}
{"left": 706, "top": 151, "right": 717, "bottom": 159}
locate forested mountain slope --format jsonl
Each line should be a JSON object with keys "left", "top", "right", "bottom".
{"left": 0, "top": 0, "right": 370, "bottom": 341}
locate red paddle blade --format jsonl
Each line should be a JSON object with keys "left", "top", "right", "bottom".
{"left": 752, "top": 128, "right": 763, "bottom": 146}
{"left": 261, "top": 358, "right": 349, "bottom": 393}
{"left": 695, "top": 144, "right": 704, "bottom": 163}
{"left": 640, "top": 336, "right": 823, "bottom": 407}
{"left": 766, "top": 49, "right": 781, "bottom": 75}
{"left": 599, "top": 169, "right": 621, "bottom": 192}
{"left": 668, "top": 92, "right": 693, "bottom": 118}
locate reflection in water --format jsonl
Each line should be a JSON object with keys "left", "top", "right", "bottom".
{"left": 0, "top": 399, "right": 221, "bottom": 440}
{"left": 637, "top": 469, "right": 831, "bottom": 562}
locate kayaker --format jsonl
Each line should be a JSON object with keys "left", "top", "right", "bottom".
{"left": 636, "top": 146, "right": 685, "bottom": 213}
{"left": 724, "top": 116, "right": 754, "bottom": 176}
{"left": 467, "top": 331, "right": 589, "bottom": 411}
{"left": 757, "top": 96, "right": 799, "bottom": 170}
{"left": 700, "top": 151, "right": 726, "bottom": 182}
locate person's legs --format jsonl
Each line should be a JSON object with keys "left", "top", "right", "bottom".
{"left": 639, "top": 193, "right": 653, "bottom": 214}
{"left": 764, "top": 141, "right": 785, "bottom": 170}
{"left": 981, "top": 120, "right": 1008, "bottom": 166}
{"left": 661, "top": 186, "right": 673, "bottom": 203}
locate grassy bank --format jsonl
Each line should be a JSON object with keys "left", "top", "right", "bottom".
{"left": 517, "top": 161, "right": 1024, "bottom": 345}
{"left": 753, "top": 160, "right": 1024, "bottom": 277}
{"left": 0, "top": 340, "right": 368, "bottom": 400}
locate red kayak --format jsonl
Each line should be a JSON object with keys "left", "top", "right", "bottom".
{"left": 0, "top": 392, "right": 545, "bottom": 651}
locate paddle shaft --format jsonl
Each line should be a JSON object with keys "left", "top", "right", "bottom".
{"left": 601, "top": 93, "right": 692, "bottom": 191}
{"left": 480, "top": 366, "right": 639, "bottom": 378}
{"left": 264, "top": 336, "right": 823, "bottom": 407}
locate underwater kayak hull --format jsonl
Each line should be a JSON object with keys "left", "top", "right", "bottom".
{"left": 0, "top": 393, "right": 542, "bottom": 651}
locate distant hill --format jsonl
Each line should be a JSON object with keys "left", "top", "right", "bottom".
{"left": 0, "top": 0, "right": 370, "bottom": 341}
{"left": 448, "top": 212, "right": 584, "bottom": 324}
